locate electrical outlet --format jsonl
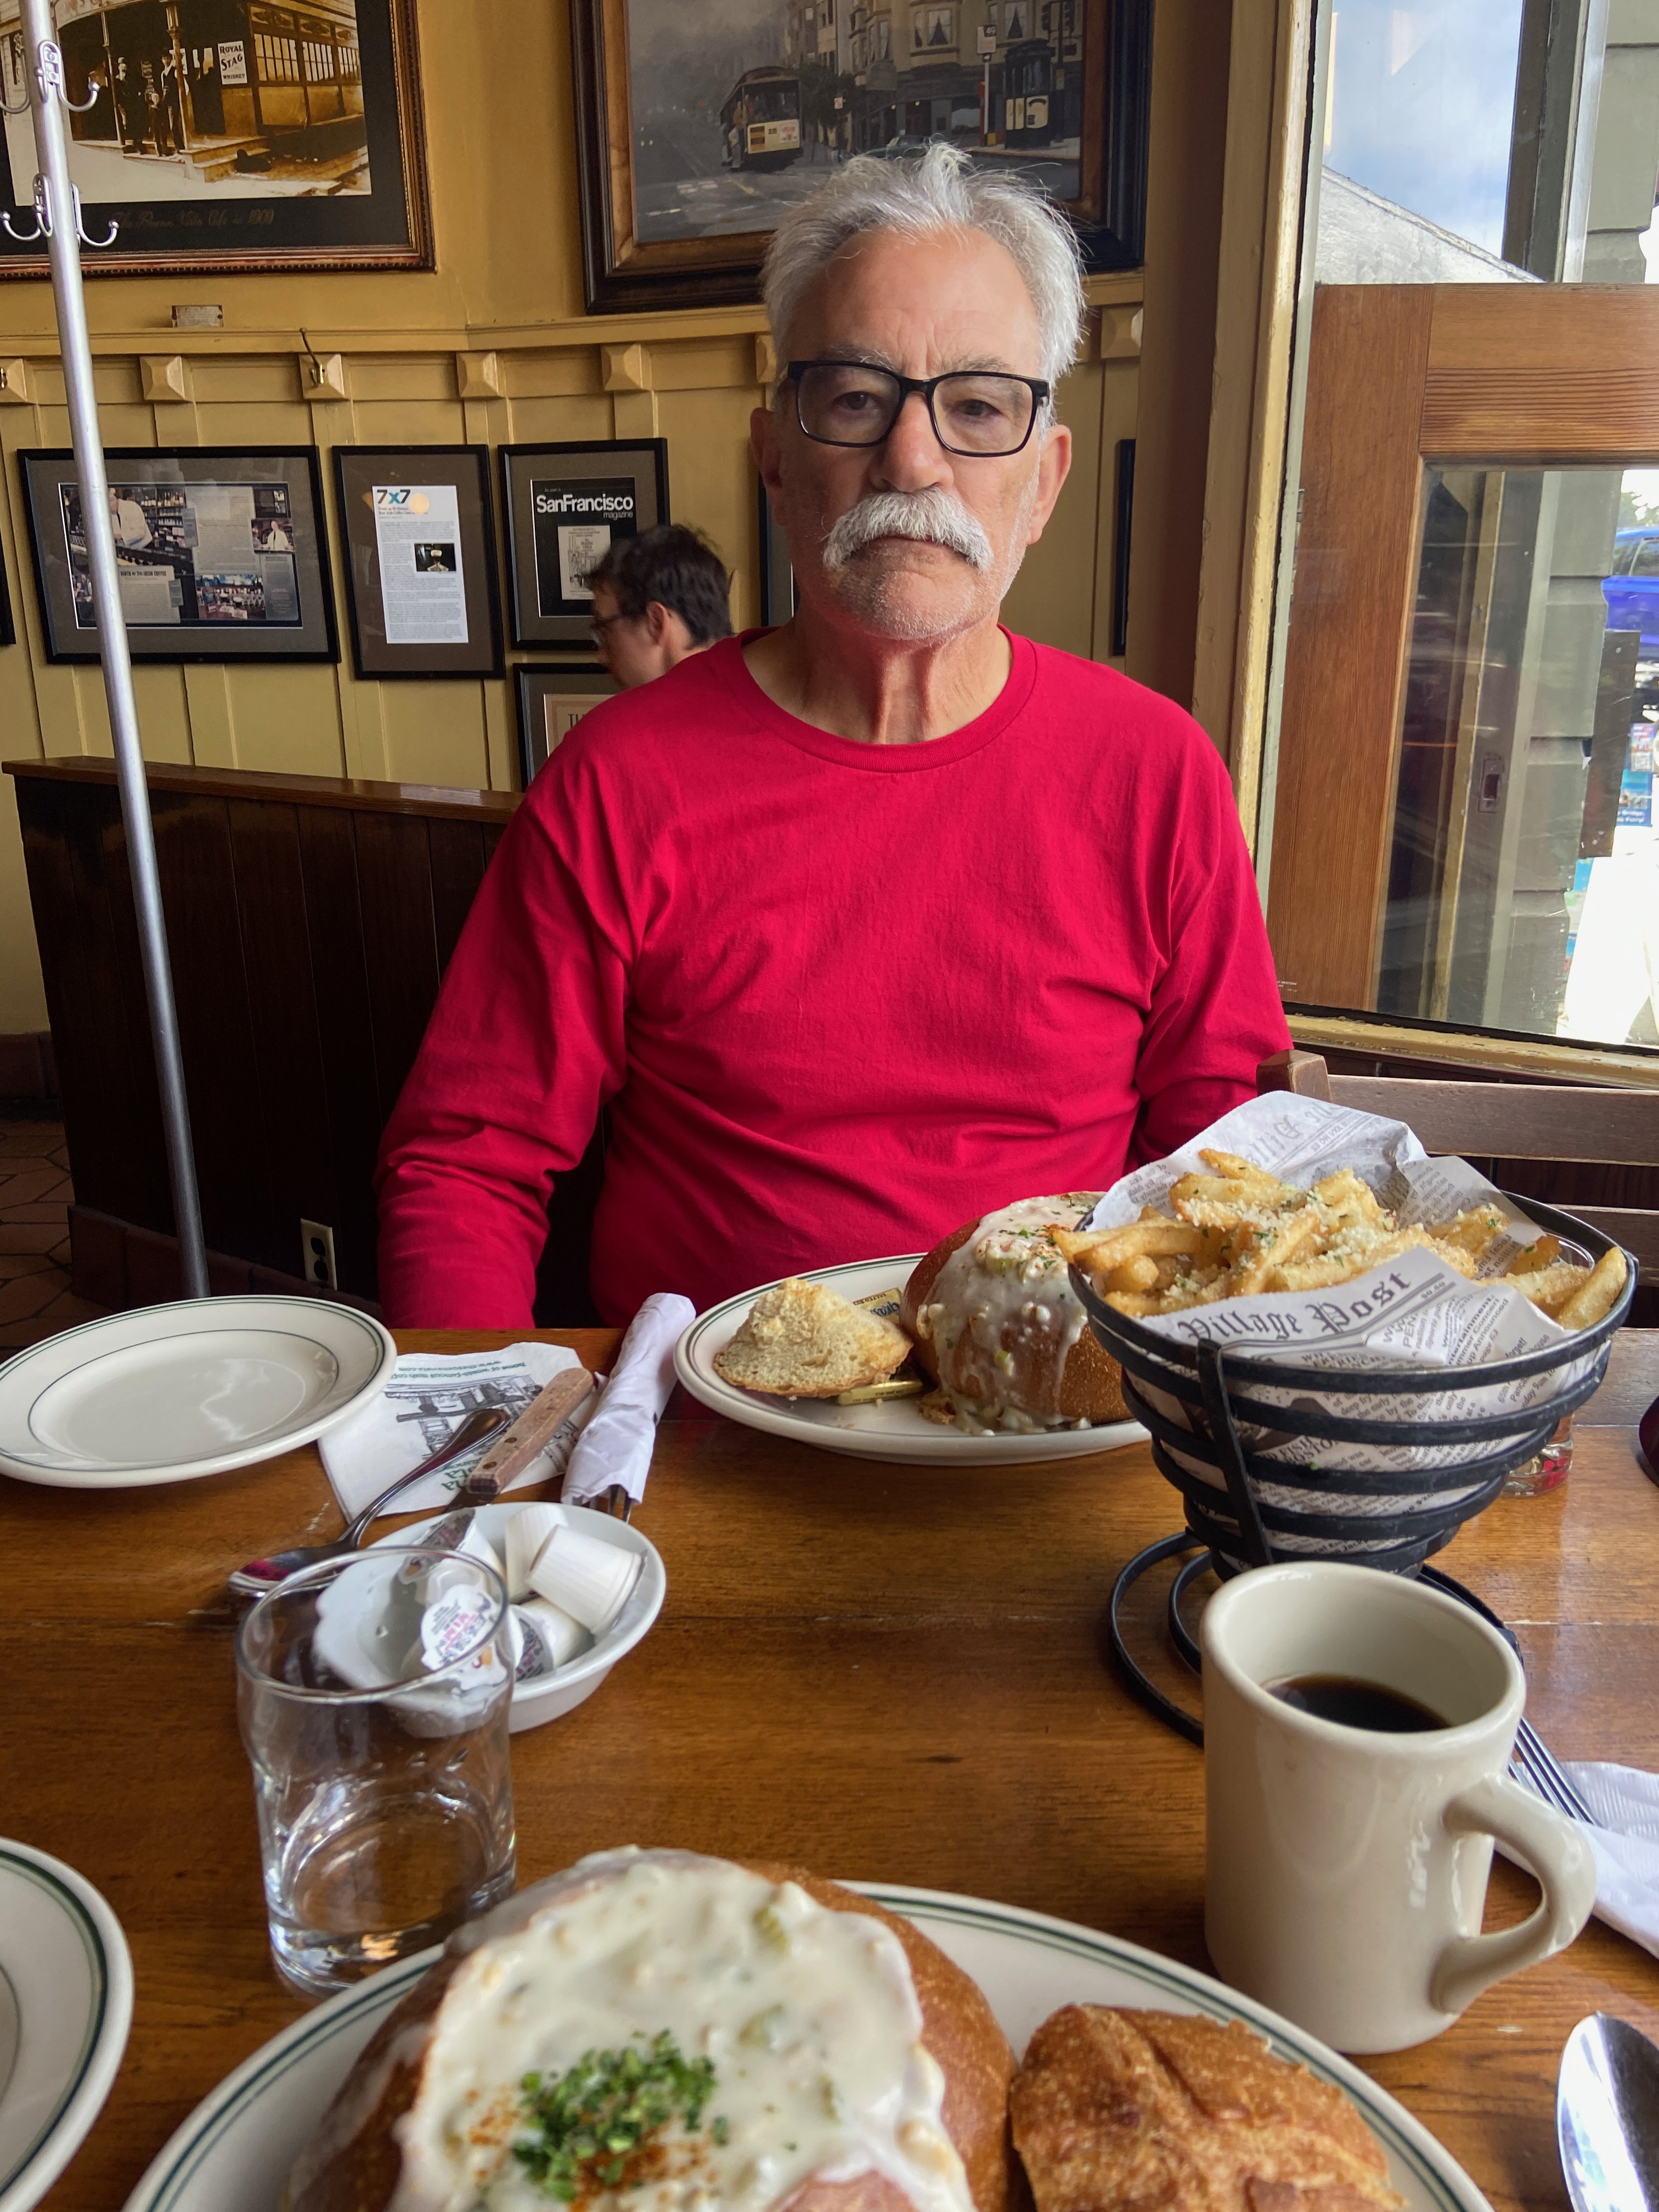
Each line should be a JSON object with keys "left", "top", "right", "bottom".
{"left": 300, "top": 1219, "right": 337, "bottom": 1293}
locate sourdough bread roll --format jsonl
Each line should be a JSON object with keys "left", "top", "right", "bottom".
{"left": 714, "top": 1278, "right": 913, "bottom": 1399}
{"left": 1011, "top": 2006, "right": 1401, "bottom": 2212}
{"left": 285, "top": 1848, "right": 1016, "bottom": 2212}
{"left": 901, "top": 1198, "right": 1127, "bottom": 1433}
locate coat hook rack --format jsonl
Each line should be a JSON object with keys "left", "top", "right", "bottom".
{"left": 8, "top": 0, "right": 208, "bottom": 1301}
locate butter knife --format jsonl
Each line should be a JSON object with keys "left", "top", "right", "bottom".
{"left": 462, "top": 1364, "right": 596, "bottom": 1500}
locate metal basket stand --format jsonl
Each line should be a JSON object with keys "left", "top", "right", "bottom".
{"left": 1085, "top": 1197, "right": 1634, "bottom": 1743}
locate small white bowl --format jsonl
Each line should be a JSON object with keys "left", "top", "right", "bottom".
{"left": 370, "top": 1502, "right": 664, "bottom": 1733}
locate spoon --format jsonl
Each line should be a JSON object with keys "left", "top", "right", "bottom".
{"left": 1559, "top": 2013, "right": 1659, "bottom": 2212}
{"left": 227, "top": 1405, "right": 510, "bottom": 1598}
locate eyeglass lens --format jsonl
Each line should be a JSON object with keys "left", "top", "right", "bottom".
{"left": 795, "top": 364, "right": 1036, "bottom": 454}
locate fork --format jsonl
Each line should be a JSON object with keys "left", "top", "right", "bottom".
{"left": 1513, "top": 1718, "right": 1597, "bottom": 1824}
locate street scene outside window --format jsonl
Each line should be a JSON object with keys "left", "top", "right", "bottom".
{"left": 1273, "top": 0, "right": 1659, "bottom": 1052}
{"left": 625, "top": 0, "right": 1082, "bottom": 246}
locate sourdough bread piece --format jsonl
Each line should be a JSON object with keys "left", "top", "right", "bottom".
{"left": 714, "top": 1277, "right": 913, "bottom": 1398}
{"left": 1010, "top": 2006, "right": 1402, "bottom": 2212}
{"left": 286, "top": 1852, "right": 1016, "bottom": 2212}
{"left": 902, "top": 1200, "right": 1127, "bottom": 1431}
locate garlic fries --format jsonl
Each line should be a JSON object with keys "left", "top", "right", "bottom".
{"left": 1051, "top": 1153, "right": 1628, "bottom": 1334}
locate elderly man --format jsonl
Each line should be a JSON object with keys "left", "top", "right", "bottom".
{"left": 376, "top": 148, "right": 1288, "bottom": 1326}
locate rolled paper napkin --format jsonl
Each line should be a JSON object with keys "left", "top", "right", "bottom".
{"left": 563, "top": 1291, "right": 695, "bottom": 1508}
{"left": 1562, "top": 1761, "right": 1659, "bottom": 1961}
{"left": 1508, "top": 1759, "right": 1659, "bottom": 1961}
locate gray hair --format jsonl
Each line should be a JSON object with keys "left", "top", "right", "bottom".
{"left": 762, "top": 143, "right": 1086, "bottom": 399}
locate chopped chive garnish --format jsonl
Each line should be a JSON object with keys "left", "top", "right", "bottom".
{"left": 512, "top": 2033, "right": 719, "bottom": 2202}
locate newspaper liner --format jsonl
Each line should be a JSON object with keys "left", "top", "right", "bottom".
{"left": 1081, "top": 1094, "right": 1603, "bottom": 1557}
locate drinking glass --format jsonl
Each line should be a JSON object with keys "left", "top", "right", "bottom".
{"left": 236, "top": 1546, "right": 516, "bottom": 1997}
{"left": 1503, "top": 1413, "right": 1575, "bottom": 1498}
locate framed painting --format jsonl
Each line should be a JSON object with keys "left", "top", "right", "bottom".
{"left": 515, "top": 663, "right": 622, "bottom": 786}
{"left": 500, "top": 439, "right": 670, "bottom": 650}
{"left": 757, "top": 477, "right": 795, "bottom": 627}
{"left": 570, "top": 0, "right": 1152, "bottom": 313}
{"left": 334, "top": 445, "right": 503, "bottom": 679}
{"left": 18, "top": 446, "right": 337, "bottom": 663}
{"left": 0, "top": 0, "right": 430, "bottom": 275}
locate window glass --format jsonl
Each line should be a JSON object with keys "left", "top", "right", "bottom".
{"left": 1326, "top": 0, "right": 1525, "bottom": 259}
{"left": 1312, "top": 0, "right": 1659, "bottom": 284}
{"left": 1380, "top": 463, "right": 1659, "bottom": 1047}
{"left": 1261, "top": 0, "right": 1659, "bottom": 1060}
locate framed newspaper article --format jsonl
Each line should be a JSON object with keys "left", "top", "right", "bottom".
{"left": 18, "top": 447, "right": 336, "bottom": 663}
{"left": 499, "top": 439, "right": 669, "bottom": 649}
{"left": 334, "top": 445, "right": 503, "bottom": 678}
{"left": 0, "top": 0, "right": 431, "bottom": 276}
{"left": 515, "top": 663, "right": 620, "bottom": 787}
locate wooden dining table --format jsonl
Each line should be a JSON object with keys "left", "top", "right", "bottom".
{"left": 7, "top": 1323, "right": 1659, "bottom": 2212}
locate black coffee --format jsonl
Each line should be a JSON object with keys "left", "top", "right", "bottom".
{"left": 1266, "top": 1673, "right": 1449, "bottom": 1733}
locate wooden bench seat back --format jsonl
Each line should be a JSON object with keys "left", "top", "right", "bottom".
{"left": 1257, "top": 1049, "right": 1659, "bottom": 1279}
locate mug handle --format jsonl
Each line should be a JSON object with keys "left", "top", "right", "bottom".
{"left": 1429, "top": 1771, "right": 1599, "bottom": 2019}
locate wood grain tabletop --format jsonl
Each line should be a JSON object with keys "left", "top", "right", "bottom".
{"left": 5, "top": 1325, "right": 1658, "bottom": 2212}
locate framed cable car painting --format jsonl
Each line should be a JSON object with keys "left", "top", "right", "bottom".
{"left": 570, "top": 0, "right": 1152, "bottom": 313}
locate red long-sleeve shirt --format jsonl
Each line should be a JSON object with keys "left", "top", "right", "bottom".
{"left": 375, "top": 632, "right": 1289, "bottom": 1324}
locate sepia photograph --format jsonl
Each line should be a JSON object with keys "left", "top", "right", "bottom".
{"left": 0, "top": 0, "right": 430, "bottom": 273}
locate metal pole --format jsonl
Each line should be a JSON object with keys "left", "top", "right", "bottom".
{"left": 12, "top": 0, "right": 209, "bottom": 1300}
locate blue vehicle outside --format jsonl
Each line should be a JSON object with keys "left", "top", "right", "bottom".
{"left": 1603, "top": 526, "right": 1659, "bottom": 651}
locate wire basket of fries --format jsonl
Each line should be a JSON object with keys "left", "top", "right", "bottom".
{"left": 1062, "top": 1098, "right": 1635, "bottom": 1575}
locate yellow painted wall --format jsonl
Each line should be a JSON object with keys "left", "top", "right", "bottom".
{"left": 0, "top": 0, "right": 1140, "bottom": 1033}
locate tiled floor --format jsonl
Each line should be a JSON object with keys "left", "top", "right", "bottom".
{"left": 0, "top": 1116, "right": 107, "bottom": 1350}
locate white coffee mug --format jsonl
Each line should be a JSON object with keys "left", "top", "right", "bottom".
{"left": 1201, "top": 1561, "right": 1596, "bottom": 2053}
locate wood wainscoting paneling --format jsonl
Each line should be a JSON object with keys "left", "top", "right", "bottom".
{"left": 3, "top": 758, "right": 549, "bottom": 1312}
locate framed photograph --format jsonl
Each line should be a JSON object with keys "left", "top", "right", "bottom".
{"left": 0, "top": 0, "right": 430, "bottom": 276}
{"left": 571, "top": 0, "right": 1152, "bottom": 313}
{"left": 757, "top": 478, "right": 796, "bottom": 627}
{"left": 333, "top": 446, "right": 503, "bottom": 679}
{"left": 515, "top": 664, "right": 621, "bottom": 786}
{"left": 18, "top": 447, "right": 337, "bottom": 663}
{"left": 500, "top": 440, "right": 670, "bottom": 650}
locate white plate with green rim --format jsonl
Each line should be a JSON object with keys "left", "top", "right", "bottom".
{"left": 120, "top": 1883, "right": 1490, "bottom": 2212}
{"left": 0, "top": 1839, "right": 133, "bottom": 2212}
{"left": 0, "top": 1296, "right": 397, "bottom": 1489}
{"left": 675, "top": 1257, "right": 1146, "bottom": 1465}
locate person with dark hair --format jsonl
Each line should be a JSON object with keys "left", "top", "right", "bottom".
{"left": 586, "top": 524, "right": 733, "bottom": 689}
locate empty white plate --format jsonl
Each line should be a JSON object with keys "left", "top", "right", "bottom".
{"left": 0, "top": 1839, "right": 132, "bottom": 2212}
{"left": 0, "top": 1297, "right": 398, "bottom": 1489}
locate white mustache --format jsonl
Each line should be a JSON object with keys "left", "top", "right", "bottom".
{"left": 822, "top": 489, "right": 994, "bottom": 573}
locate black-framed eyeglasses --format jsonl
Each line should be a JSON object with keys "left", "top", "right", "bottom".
{"left": 788, "top": 359, "right": 1050, "bottom": 457}
{"left": 589, "top": 610, "right": 626, "bottom": 642}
